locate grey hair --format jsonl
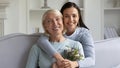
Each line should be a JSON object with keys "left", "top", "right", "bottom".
{"left": 42, "top": 9, "right": 63, "bottom": 34}
{"left": 42, "top": 9, "right": 63, "bottom": 23}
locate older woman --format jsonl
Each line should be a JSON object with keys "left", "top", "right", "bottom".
{"left": 26, "top": 9, "right": 84, "bottom": 68}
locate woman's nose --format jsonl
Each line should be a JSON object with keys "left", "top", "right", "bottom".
{"left": 53, "top": 19, "right": 58, "bottom": 26}
{"left": 69, "top": 16, "right": 73, "bottom": 22}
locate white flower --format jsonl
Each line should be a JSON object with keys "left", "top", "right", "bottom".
{"left": 64, "top": 46, "right": 71, "bottom": 52}
{"left": 63, "top": 46, "right": 83, "bottom": 61}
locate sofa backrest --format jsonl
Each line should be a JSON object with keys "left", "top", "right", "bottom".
{"left": 0, "top": 33, "right": 40, "bottom": 68}
{"left": 0, "top": 33, "right": 120, "bottom": 68}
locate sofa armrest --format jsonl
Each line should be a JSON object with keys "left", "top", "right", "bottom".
{"left": 93, "top": 37, "right": 120, "bottom": 68}
{"left": 0, "top": 33, "right": 40, "bottom": 68}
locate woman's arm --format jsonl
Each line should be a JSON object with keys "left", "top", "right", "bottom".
{"left": 78, "top": 29, "right": 95, "bottom": 67}
{"left": 37, "top": 34, "right": 64, "bottom": 61}
{"left": 26, "top": 45, "right": 39, "bottom": 68}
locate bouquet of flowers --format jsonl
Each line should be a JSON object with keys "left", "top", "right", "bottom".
{"left": 63, "top": 46, "right": 84, "bottom": 61}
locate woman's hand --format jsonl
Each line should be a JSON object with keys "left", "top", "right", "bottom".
{"left": 52, "top": 62, "right": 58, "bottom": 68}
{"left": 52, "top": 61, "right": 65, "bottom": 68}
{"left": 54, "top": 59, "right": 79, "bottom": 68}
{"left": 54, "top": 53, "right": 64, "bottom": 62}
{"left": 60, "top": 59, "right": 79, "bottom": 68}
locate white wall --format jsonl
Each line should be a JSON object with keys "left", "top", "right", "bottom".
{"left": 84, "top": 0, "right": 104, "bottom": 41}
{"left": 4, "top": 0, "right": 19, "bottom": 35}
{"left": 3, "top": 0, "right": 105, "bottom": 41}
{"left": 18, "top": 0, "right": 27, "bottom": 33}
{"left": 4, "top": 0, "right": 27, "bottom": 35}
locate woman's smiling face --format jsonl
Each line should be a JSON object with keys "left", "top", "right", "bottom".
{"left": 43, "top": 12, "right": 63, "bottom": 36}
{"left": 63, "top": 7, "right": 79, "bottom": 33}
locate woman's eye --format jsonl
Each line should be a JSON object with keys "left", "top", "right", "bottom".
{"left": 56, "top": 18, "right": 60, "bottom": 21}
{"left": 73, "top": 15, "right": 77, "bottom": 18}
{"left": 64, "top": 15, "right": 69, "bottom": 18}
{"left": 46, "top": 20, "right": 52, "bottom": 23}
{"left": 56, "top": 17, "right": 62, "bottom": 21}
{"left": 56, "top": 18, "right": 58, "bottom": 21}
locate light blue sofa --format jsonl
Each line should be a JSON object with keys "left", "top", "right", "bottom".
{"left": 0, "top": 33, "right": 120, "bottom": 68}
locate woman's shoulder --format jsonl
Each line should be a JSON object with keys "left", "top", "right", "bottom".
{"left": 38, "top": 33, "right": 49, "bottom": 40}
{"left": 39, "top": 33, "right": 49, "bottom": 37}
{"left": 76, "top": 27, "right": 89, "bottom": 33}
{"left": 75, "top": 27, "right": 90, "bottom": 38}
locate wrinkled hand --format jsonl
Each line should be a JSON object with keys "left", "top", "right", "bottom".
{"left": 52, "top": 62, "right": 58, "bottom": 68}
{"left": 52, "top": 61, "right": 64, "bottom": 68}
{"left": 56, "top": 60, "right": 64, "bottom": 68}
{"left": 60, "top": 59, "right": 78, "bottom": 68}
{"left": 54, "top": 59, "right": 78, "bottom": 68}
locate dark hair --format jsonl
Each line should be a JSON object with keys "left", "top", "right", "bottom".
{"left": 60, "top": 2, "right": 89, "bottom": 29}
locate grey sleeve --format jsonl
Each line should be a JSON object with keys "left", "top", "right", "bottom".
{"left": 37, "top": 34, "right": 58, "bottom": 57}
{"left": 78, "top": 30, "right": 95, "bottom": 67}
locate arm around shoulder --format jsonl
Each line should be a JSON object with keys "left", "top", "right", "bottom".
{"left": 37, "top": 34, "right": 57, "bottom": 57}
